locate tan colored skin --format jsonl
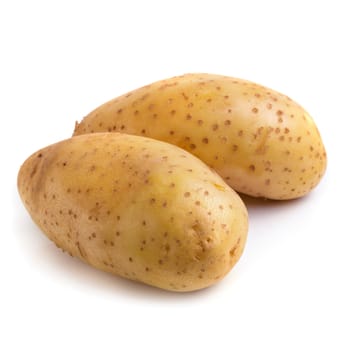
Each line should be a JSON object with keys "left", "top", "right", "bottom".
{"left": 18, "top": 133, "right": 248, "bottom": 292}
{"left": 74, "top": 73, "right": 327, "bottom": 199}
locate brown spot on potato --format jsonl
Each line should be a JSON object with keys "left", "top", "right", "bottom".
{"left": 229, "top": 246, "right": 237, "bottom": 257}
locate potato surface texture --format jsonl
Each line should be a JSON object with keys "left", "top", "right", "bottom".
{"left": 74, "top": 73, "right": 327, "bottom": 199}
{"left": 18, "top": 133, "right": 248, "bottom": 292}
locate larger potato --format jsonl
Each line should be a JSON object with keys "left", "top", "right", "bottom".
{"left": 74, "top": 73, "right": 327, "bottom": 200}
{"left": 18, "top": 133, "right": 248, "bottom": 292}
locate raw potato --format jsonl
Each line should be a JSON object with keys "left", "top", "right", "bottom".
{"left": 74, "top": 73, "right": 327, "bottom": 200}
{"left": 18, "top": 133, "right": 248, "bottom": 292}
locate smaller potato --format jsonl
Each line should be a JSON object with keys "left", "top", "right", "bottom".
{"left": 74, "top": 73, "right": 327, "bottom": 199}
{"left": 17, "top": 133, "right": 248, "bottom": 292}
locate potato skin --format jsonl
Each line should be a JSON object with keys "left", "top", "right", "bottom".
{"left": 74, "top": 73, "right": 327, "bottom": 199}
{"left": 18, "top": 133, "right": 248, "bottom": 292}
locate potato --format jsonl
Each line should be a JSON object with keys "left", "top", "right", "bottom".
{"left": 74, "top": 73, "right": 327, "bottom": 200}
{"left": 18, "top": 133, "right": 248, "bottom": 292}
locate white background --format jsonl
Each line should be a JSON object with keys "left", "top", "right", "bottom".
{"left": 2, "top": 0, "right": 349, "bottom": 349}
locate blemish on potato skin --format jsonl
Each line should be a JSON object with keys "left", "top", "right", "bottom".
{"left": 229, "top": 246, "right": 237, "bottom": 257}
{"left": 218, "top": 136, "right": 227, "bottom": 144}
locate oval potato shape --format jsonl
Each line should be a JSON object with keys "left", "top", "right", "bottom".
{"left": 74, "top": 73, "right": 327, "bottom": 199}
{"left": 18, "top": 133, "right": 248, "bottom": 292}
